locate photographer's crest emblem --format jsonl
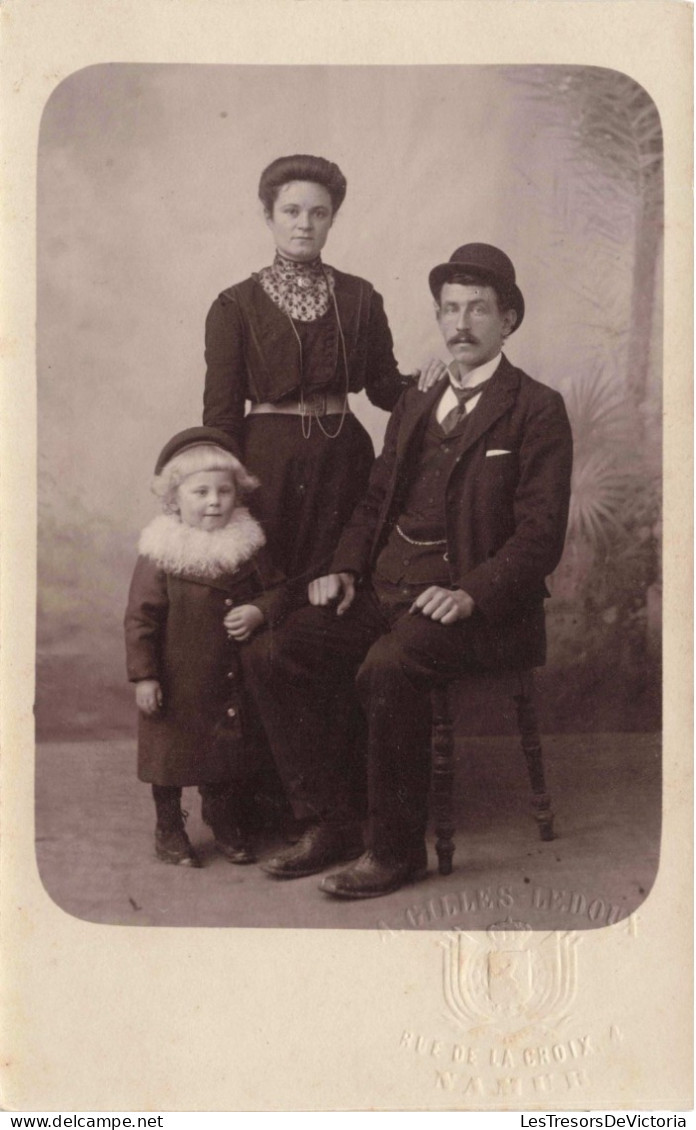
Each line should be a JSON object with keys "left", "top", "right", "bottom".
{"left": 442, "top": 921, "right": 578, "bottom": 1031}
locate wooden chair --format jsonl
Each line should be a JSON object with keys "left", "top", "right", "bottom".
{"left": 430, "top": 670, "right": 554, "bottom": 876}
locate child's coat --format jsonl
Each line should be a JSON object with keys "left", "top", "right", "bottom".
{"left": 124, "top": 509, "right": 285, "bottom": 786}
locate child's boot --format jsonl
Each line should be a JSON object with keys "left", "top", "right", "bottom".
{"left": 200, "top": 783, "right": 256, "bottom": 864}
{"left": 152, "top": 785, "right": 201, "bottom": 867}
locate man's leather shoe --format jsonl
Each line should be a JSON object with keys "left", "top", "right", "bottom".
{"left": 319, "top": 847, "right": 428, "bottom": 899}
{"left": 260, "top": 823, "right": 363, "bottom": 879}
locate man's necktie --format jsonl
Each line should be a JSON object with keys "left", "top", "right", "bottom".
{"left": 439, "top": 378, "right": 492, "bottom": 434}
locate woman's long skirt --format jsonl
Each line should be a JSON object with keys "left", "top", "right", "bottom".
{"left": 242, "top": 412, "right": 375, "bottom": 585}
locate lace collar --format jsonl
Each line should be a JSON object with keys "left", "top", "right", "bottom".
{"left": 257, "top": 251, "right": 334, "bottom": 321}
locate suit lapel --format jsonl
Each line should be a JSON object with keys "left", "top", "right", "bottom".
{"left": 445, "top": 355, "right": 520, "bottom": 457}
{"left": 395, "top": 380, "right": 446, "bottom": 458}
{"left": 396, "top": 356, "right": 520, "bottom": 461}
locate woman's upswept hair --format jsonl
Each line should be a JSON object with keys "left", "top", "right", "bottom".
{"left": 152, "top": 444, "right": 259, "bottom": 514}
{"left": 258, "top": 154, "right": 347, "bottom": 215}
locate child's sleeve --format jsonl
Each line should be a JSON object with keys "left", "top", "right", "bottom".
{"left": 124, "top": 556, "right": 168, "bottom": 681}
{"left": 249, "top": 549, "right": 292, "bottom": 627}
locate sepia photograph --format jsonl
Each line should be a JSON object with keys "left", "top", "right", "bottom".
{"left": 35, "top": 63, "right": 662, "bottom": 931}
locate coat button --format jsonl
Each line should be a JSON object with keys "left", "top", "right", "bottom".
{"left": 227, "top": 670, "right": 236, "bottom": 680}
{"left": 224, "top": 598, "right": 233, "bottom": 607}
{"left": 227, "top": 708, "right": 236, "bottom": 718}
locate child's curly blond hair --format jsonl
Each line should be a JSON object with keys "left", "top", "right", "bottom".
{"left": 152, "top": 444, "right": 259, "bottom": 515}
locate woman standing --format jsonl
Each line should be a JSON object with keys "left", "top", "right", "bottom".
{"left": 203, "top": 153, "right": 436, "bottom": 585}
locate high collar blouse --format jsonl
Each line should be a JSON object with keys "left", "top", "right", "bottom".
{"left": 256, "top": 252, "right": 335, "bottom": 321}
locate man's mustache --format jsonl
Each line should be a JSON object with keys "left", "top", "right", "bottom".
{"left": 448, "top": 333, "right": 479, "bottom": 346}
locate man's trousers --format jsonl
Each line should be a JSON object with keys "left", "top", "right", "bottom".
{"left": 242, "top": 586, "right": 482, "bottom": 860}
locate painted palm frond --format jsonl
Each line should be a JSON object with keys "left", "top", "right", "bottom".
{"left": 565, "top": 366, "right": 630, "bottom": 455}
{"left": 568, "top": 450, "right": 631, "bottom": 546}
{"left": 564, "top": 365, "right": 640, "bottom": 548}
{"left": 505, "top": 66, "right": 663, "bottom": 209}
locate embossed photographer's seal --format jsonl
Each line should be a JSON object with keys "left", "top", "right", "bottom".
{"left": 442, "top": 919, "right": 578, "bottom": 1031}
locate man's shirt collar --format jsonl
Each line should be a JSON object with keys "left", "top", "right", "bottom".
{"left": 447, "top": 352, "right": 503, "bottom": 390}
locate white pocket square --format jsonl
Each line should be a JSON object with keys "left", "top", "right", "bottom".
{"left": 486, "top": 449, "right": 511, "bottom": 456}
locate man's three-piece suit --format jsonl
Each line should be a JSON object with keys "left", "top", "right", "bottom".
{"left": 243, "top": 353, "right": 574, "bottom": 862}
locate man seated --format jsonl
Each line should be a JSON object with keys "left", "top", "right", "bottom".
{"left": 242, "top": 243, "right": 574, "bottom": 899}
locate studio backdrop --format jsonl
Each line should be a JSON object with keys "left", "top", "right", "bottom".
{"left": 36, "top": 64, "right": 662, "bottom": 739}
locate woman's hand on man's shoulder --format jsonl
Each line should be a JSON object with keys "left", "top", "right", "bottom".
{"left": 414, "top": 358, "right": 448, "bottom": 392}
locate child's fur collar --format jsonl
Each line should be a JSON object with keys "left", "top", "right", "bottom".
{"left": 138, "top": 509, "right": 266, "bottom": 579}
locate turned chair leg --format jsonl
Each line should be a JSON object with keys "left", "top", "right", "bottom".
{"left": 514, "top": 672, "right": 555, "bottom": 841}
{"left": 431, "top": 686, "right": 456, "bottom": 875}
{"left": 430, "top": 674, "right": 555, "bottom": 878}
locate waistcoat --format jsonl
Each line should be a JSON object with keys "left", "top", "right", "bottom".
{"left": 374, "top": 406, "right": 477, "bottom": 588}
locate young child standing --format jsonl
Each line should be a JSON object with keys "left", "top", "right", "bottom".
{"left": 124, "top": 426, "right": 286, "bottom": 868}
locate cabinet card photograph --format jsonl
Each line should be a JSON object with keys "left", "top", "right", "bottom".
{"left": 1, "top": 0, "right": 691, "bottom": 1113}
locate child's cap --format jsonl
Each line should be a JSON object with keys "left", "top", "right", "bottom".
{"left": 154, "top": 427, "right": 240, "bottom": 475}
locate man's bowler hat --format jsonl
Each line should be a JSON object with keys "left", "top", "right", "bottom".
{"left": 428, "top": 243, "right": 525, "bottom": 331}
{"left": 154, "top": 427, "right": 241, "bottom": 474}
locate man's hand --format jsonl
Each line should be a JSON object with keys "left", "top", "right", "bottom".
{"left": 135, "top": 679, "right": 163, "bottom": 715}
{"left": 415, "top": 357, "right": 448, "bottom": 392}
{"left": 225, "top": 603, "right": 265, "bottom": 642}
{"left": 409, "top": 586, "right": 475, "bottom": 624}
{"left": 307, "top": 572, "right": 356, "bottom": 616}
